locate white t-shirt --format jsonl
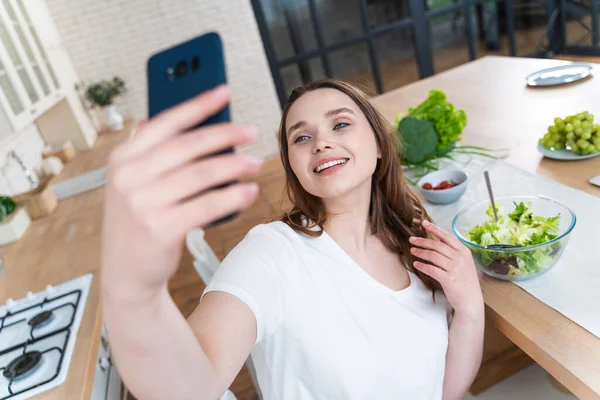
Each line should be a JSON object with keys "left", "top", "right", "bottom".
{"left": 203, "top": 221, "right": 453, "bottom": 400}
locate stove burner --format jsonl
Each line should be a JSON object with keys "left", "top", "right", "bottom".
{"left": 3, "top": 351, "right": 42, "bottom": 381}
{"left": 28, "top": 310, "right": 54, "bottom": 329}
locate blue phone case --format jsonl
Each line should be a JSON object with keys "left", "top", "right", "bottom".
{"left": 147, "top": 32, "right": 237, "bottom": 226}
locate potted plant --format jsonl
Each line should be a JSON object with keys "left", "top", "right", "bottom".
{"left": 77, "top": 76, "right": 127, "bottom": 131}
{"left": 0, "top": 196, "right": 31, "bottom": 245}
{"left": 75, "top": 81, "right": 101, "bottom": 131}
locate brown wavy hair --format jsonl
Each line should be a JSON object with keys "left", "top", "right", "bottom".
{"left": 274, "top": 78, "right": 442, "bottom": 295}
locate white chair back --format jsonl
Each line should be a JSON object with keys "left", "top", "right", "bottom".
{"left": 219, "top": 390, "right": 237, "bottom": 400}
{"left": 186, "top": 228, "right": 221, "bottom": 285}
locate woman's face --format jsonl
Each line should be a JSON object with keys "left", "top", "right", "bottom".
{"left": 285, "top": 88, "right": 380, "bottom": 200}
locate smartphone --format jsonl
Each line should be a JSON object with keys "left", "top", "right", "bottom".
{"left": 147, "top": 32, "right": 237, "bottom": 226}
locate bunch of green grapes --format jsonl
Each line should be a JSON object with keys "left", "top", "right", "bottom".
{"left": 539, "top": 111, "right": 600, "bottom": 155}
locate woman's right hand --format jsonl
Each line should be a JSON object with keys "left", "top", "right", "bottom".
{"left": 101, "top": 85, "right": 262, "bottom": 301}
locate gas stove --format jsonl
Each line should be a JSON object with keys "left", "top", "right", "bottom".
{"left": 0, "top": 274, "right": 92, "bottom": 400}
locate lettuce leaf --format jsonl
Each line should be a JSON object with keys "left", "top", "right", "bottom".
{"left": 508, "top": 201, "right": 527, "bottom": 222}
{"left": 407, "top": 89, "right": 467, "bottom": 152}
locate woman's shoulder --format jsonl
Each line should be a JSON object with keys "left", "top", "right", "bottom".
{"left": 243, "top": 220, "right": 301, "bottom": 243}
{"left": 247, "top": 220, "right": 297, "bottom": 237}
{"left": 228, "top": 221, "right": 303, "bottom": 257}
{"left": 217, "top": 221, "right": 303, "bottom": 282}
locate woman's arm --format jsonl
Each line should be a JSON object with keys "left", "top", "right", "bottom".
{"left": 441, "top": 306, "right": 485, "bottom": 399}
{"left": 101, "top": 85, "right": 263, "bottom": 399}
{"left": 409, "top": 221, "right": 486, "bottom": 400}
{"left": 103, "top": 288, "right": 256, "bottom": 400}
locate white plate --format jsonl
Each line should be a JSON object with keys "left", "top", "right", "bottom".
{"left": 537, "top": 143, "right": 600, "bottom": 160}
{"left": 525, "top": 63, "right": 593, "bottom": 87}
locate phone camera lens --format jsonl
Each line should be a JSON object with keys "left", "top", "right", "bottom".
{"left": 166, "top": 67, "right": 174, "bottom": 82}
{"left": 192, "top": 56, "right": 200, "bottom": 71}
{"left": 175, "top": 61, "right": 188, "bottom": 77}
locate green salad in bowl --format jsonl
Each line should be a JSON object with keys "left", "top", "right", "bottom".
{"left": 452, "top": 195, "right": 576, "bottom": 280}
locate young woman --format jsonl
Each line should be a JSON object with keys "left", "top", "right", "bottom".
{"left": 101, "top": 79, "right": 484, "bottom": 400}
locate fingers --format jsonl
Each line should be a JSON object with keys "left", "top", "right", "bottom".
{"left": 410, "top": 247, "right": 452, "bottom": 272}
{"left": 137, "top": 119, "right": 149, "bottom": 131}
{"left": 117, "top": 85, "right": 231, "bottom": 161}
{"left": 409, "top": 236, "right": 454, "bottom": 259}
{"left": 135, "top": 153, "right": 262, "bottom": 207}
{"left": 413, "top": 261, "right": 448, "bottom": 284}
{"left": 421, "top": 220, "right": 463, "bottom": 251}
{"left": 167, "top": 182, "right": 260, "bottom": 234}
{"left": 124, "top": 123, "right": 257, "bottom": 187}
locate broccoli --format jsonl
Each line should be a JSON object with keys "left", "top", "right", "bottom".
{"left": 397, "top": 117, "right": 439, "bottom": 164}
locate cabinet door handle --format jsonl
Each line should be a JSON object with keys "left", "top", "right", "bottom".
{"left": 99, "top": 356, "right": 112, "bottom": 371}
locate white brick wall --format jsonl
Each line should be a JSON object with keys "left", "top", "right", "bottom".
{"left": 45, "top": 0, "right": 282, "bottom": 160}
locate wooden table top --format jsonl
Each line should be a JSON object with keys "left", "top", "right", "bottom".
{"left": 0, "top": 120, "right": 135, "bottom": 399}
{"left": 370, "top": 55, "right": 600, "bottom": 399}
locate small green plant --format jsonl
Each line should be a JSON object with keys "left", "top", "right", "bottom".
{"left": 76, "top": 76, "right": 126, "bottom": 108}
{"left": 0, "top": 196, "right": 16, "bottom": 222}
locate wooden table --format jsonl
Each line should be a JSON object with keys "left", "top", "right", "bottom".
{"left": 0, "top": 120, "right": 135, "bottom": 399}
{"left": 371, "top": 55, "right": 600, "bottom": 399}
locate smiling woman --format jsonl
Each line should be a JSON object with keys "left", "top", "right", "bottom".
{"left": 101, "top": 79, "right": 485, "bottom": 400}
{"left": 204, "top": 78, "right": 485, "bottom": 398}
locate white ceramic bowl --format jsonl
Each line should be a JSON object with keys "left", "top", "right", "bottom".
{"left": 417, "top": 170, "right": 468, "bottom": 205}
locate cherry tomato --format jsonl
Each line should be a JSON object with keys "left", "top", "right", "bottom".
{"left": 422, "top": 182, "right": 433, "bottom": 190}
{"left": 434, "top": 180, "right": 455, "bottom": 190}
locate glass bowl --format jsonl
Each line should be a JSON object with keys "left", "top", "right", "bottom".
{"left": 451, "top": 195, "right": 576, "bottom": 281}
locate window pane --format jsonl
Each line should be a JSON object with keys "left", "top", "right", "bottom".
{"left": 0, "top": 21, "right": 22, "bottom": 67}
{"left": 18, "top": 69, "right": 37, "bottom": 102}
{"left": 314, "top": 0, "right": 364, "bottom": 46}
{"left": 16, "top": 0, "right": 59, "bottom": 88}
{"left": 430, "top": 7, "right": 474, "bottom": 74}
{"left": 308, "top": 57, "right": 326, "bottom": 80}
{"left": 281, "top": 64, "right": 302, "bottom": 99}
{"left": 33, "top": 65, "right": 49, "bottom": 95}
{"left": 0, "top": 18, "right": 38, "bottom": 102}
{"left": 430, "top": 3, "right": 505, "bottom": 73}
{"left": 366, "top": 0, "right": 411, "bottom": 30}
{"left": 14, "top": 24, "right": 32, "bottom": 60}
{"left": 427, "top": 0, "right": 460, "bottom": 13}
{"left": 565, "top": 13, "right": 593, "bottom": 47}
{"left": 280, "top": 57, "right": 326, "bottom": 97}
{"left": 0, "top": 60, "right": 24, "bottom": 114}
{"left": 2, "top": 0, "right": 16, "bottom": 20}
{"left": 374, "top": 28, "right": 419, "bottom": 92}
{"left": 7, "top": 5, "right": 50, "bottom": 96}
{"left": 329, "top": 42, "right": 376, "bottom": 95}
{"left": 15, "top": 0, "right": 29, "bottom": 24}
{"left": 44, "top": 61, "right": 58, "bottom": 88}
{"left": 259, "top": 0, "right": 318, "bottom": 61}
{"left": 502, "top": 0, "right": 548, "bottom": 56}
{"left": 476, "top": 1, "right": 502, "bottom": 54}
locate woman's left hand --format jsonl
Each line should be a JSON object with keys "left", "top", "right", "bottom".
{"left": 409, "top": 220, "right": 483, "bottom": 318}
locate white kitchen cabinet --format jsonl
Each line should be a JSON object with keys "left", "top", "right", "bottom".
{"left": 26, "top": 0, "right": 99, "bottom": 149}
{"left": 0, "top": 0, "right": 63, "bottom": 134}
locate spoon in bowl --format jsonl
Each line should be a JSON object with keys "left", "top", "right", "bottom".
{"left": 483, "top": 171, "right": 521, "bottom": 250}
